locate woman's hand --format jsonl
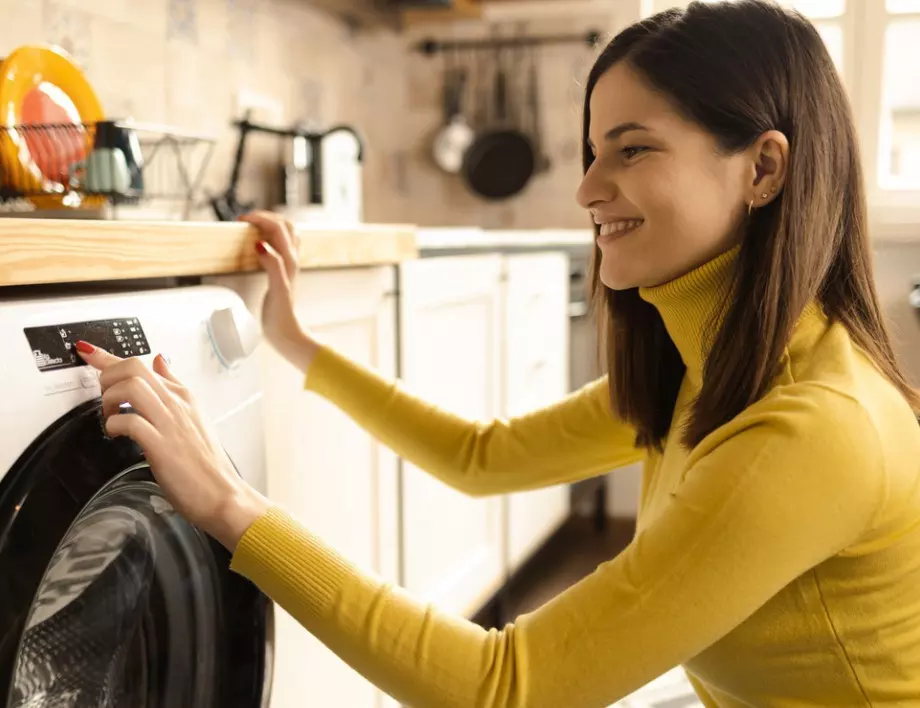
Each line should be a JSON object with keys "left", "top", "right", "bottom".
{"left": 76, "top": 341, "right": 269, "bottom": 551}
{"left": 239, "top": 211, "right": 319, "bottom": 373}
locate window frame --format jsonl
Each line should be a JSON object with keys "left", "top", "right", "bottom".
{"left": 642, "top": 0, "right": 920, "bottom": 231}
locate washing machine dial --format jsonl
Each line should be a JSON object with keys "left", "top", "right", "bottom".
{"left": 207, "top": 306, "right": 260, "bottom": 368}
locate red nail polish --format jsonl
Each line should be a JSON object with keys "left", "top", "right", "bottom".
{"left": 75, "top": 340, "right": 94, "bottom": 354}
{"left": 255, "top": 241, "right": 267, "bottom": 255}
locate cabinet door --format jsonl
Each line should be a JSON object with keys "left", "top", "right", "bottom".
{"left": 211, "top": 268, "right": 399, "bottom": 708}
{"left": 399, "top": 254, "right": 506, "bottom": 618}
{"left": 503, "top": 253, "right": 571, "bottom": 570}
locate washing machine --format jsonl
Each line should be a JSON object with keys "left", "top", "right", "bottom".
{"left": 0, "top": 285, "right": 273, "bottom": 708}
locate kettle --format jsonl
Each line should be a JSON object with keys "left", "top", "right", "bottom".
{"left": 212, "top": 115, "right": 365, "bottom": 223}
{"left": 282, "top": 125, "right": 363, "bottom": 225}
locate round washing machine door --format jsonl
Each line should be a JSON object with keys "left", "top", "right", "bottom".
{"left": 0, "top": 399, "right": 271, "bottom": 708}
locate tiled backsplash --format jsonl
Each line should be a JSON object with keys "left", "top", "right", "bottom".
{"left": 0, "top": 0, "right": 365, "bottom": 218}
{"left": 0, "top": 0, "right": 624, "bottom": 227}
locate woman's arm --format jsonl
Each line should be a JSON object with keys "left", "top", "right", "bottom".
{"left": 303, "top": 341, "right": 643, "bottom": 496}
{"left": 243, "top": 210, "right": 643, "bottom": 496}
{"left": 76, "top": 344, "right": 887, "bottom": 707}
{"left": 230, "top": 385, "right": 885, "bottom": 708}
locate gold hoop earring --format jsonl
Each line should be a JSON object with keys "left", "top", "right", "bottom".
{"left": 748, "top": 200, "right": 754, "bottom": 216}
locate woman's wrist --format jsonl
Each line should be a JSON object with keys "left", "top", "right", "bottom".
{"left": 211, "top": 485, "right": 271, "bottom": 553}
{"left": 275, "top": 327, "right": 321, "bottom": 374}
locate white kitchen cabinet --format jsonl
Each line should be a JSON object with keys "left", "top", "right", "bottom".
{"left": 211, "top": 268, "right": 399, "bottom": 708}
{"left": 399, "top": 254, "right": 506, "bottom": 617}
{"left": 503, "top": 253, "right": 571, "bottom": 569}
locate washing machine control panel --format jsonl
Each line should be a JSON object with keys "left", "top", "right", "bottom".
{"left": 25, "top": 317, "right": 151, "bottom": 372}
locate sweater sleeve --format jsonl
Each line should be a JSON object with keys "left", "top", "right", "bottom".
{"left": 303, "top": 345, "right": 643, "bottom": 496}
{"left": 231, "top": 386, "right": 886, "bottom": 708}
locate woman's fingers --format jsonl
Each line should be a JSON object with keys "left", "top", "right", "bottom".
{"left": 80, "top": 342, "right": 191, "bottom": 412}
{"left": 254, "top": 238, "right": 291, "bottom": 294}
{"left": 239, "top": 211, "right": 299, "bottom": 282}
{"left": 101, "top": 377, "right": 172, "bottom": 428}
{"left": 79, "top": 343, "right": 172, "bottom": 405}
{"left": 104, "top": 412, "right": 161, "bottom": 450}
{"left": 152, "top": 353, "right": 192, "bottom": 402}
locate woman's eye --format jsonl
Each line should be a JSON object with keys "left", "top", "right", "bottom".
{"left": 621, "top": 146, "right": 649, "bottom": 160}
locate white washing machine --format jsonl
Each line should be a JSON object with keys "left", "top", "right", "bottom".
{"left": 0, "top": 285, "right": 273, "bottom": 708}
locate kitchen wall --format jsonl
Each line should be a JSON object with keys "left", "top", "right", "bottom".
{"left": 0, "top": 0, "right": 368, "bottom": 218}
{"left": 357, "top": 11, "right": 623, "bottom": 229}
{"left": 0, "top": 0, "right": 631, "bottom": 227}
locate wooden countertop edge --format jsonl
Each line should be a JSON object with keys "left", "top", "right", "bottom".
{"left": 0, "top": 218, "right": 418, "bottom": 287}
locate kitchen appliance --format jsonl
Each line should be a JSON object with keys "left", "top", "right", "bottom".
{"left": 566, "top": 244, "right": 610, "bottom": 526}
{"left": 212, "top": 115, "right": 364, "bottom": 225}
{"left": 0, "top": 286, "right": 272, "bottom": 708}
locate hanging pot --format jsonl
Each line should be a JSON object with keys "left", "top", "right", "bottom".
{"left": 527, "top": 43, "right": 551, "bottom": 174}
{"left": 432, "top": 54, "right": 474, "bottom": 174}
{"left": 461, "top": 45, "right": 535, "bottom": 200}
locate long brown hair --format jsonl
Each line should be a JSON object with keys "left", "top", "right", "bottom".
{"left": 585, "top": 0, "right": 920, "bottom": 450}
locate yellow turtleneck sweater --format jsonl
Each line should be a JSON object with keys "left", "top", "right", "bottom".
{"left": 231, "top": 249, "right": 920, "bottom": 707}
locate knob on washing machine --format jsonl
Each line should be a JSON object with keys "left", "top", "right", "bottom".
{"left": 207, "top": 306, "right": 260, "bottom": 368}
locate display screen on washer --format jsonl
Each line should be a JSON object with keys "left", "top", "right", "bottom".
{"left": 25, "top": 318, "right": 151, "bottom": 372}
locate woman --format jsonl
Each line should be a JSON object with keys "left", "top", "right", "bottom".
{"left": 76, "top": 1, "right": 920, "bottom": 705}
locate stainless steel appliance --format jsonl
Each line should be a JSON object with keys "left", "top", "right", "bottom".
{"left": 566, "top": 244, "right": 608, "bottom": 527}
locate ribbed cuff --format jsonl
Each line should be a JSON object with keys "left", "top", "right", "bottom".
{"left": 230, "top": 507, "right": 353, "bottom": 621}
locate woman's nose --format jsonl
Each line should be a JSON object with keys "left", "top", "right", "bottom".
{"left": 576, "top": 161, "right": 614, "bottom": 211}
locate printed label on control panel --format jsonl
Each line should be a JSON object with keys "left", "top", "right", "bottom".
{"left": 25, "top": 318, "right": 151, "bottom": 372}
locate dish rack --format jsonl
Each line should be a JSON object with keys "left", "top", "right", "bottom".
{"left": 0, "top": 121, "right": 216, "bottom": 218}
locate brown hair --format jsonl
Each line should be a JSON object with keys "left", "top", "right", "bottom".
{"left": 584, "top": 0, "right": 920, "bottom": 450}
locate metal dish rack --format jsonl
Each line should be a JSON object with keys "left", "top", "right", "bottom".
{"left": 0, "top": 121, "right": 216, "bottom": 219}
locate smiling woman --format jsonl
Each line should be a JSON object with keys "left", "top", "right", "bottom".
{"left": 72, "top": 3, "right": 920, "bottom": 708}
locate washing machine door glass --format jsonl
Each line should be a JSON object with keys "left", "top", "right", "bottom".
{"left": 8, "top": 464, "right": 221, "bottom": 708}
{"left": 0, "top": 400, "right": 270, "bottom": 708}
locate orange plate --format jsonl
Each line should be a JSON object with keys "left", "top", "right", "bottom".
{"left": 0, "top": 45, "right": 105, "bottom": 209}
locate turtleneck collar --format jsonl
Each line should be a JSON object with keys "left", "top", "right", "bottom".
{"left": 638, "top": 247, "right": 739, "bottom": 383}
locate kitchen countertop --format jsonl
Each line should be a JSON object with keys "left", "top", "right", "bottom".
{"left": 0, "top": 218, "right": 417, "bottom": 287}
{"left": 416, "top": 227, "right": 595, "bottom": 256}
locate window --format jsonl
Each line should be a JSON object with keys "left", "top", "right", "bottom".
{"left": 646, "top": 0, "right": 920, "bottom": 220}
{"left": 879, "top": 6, "right": 920, "bottom": 189}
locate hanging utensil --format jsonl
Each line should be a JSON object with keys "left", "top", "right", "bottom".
{"left": 528, "top": 42, "right": 551, "bottom": 174}
{"left": 432, "top": 47, "right": 474, "bottom": 174}
{"left": 461, "top": 41, "right": 535, "bottom": 200}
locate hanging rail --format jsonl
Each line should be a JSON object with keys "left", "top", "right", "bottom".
{"left": 415, "top": 29, "right": 602, "bottom": 55}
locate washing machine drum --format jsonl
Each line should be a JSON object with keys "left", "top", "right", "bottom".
{"left": 0, "top": 400, "right": 271, "bottom": 708}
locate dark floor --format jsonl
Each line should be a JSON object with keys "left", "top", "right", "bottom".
{"left": 473, "top": 515, "right": 636, "bottom": 629}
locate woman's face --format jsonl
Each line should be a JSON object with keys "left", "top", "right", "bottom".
{"left": 577, "top": 62, "right": 752, "bottom": 290}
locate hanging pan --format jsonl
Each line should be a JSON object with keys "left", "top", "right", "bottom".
{"left": 462, "top": 44, "right": 535, "bottom": 200}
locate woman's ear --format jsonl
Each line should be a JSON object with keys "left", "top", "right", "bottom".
{"left": 748, "top": 130, "right": 790, "bottom": 208}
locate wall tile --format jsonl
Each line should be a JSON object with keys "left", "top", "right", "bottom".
{"left": 124, "top": 0, "right": 168, "bottom": 38}
{"left": 167, "top": 0, "right": 197, "bottom": 44}
{"left": 43, "top": 0, "right": 93, "bottom": 70}
{"left": 226, "top": 0, "right": 255, "bottom": 61}
{"left": 0, "top": 0, "right": 44, "bottom": 57}
{"left": 88, "top": 18, "right": 167, "bottom": 122}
